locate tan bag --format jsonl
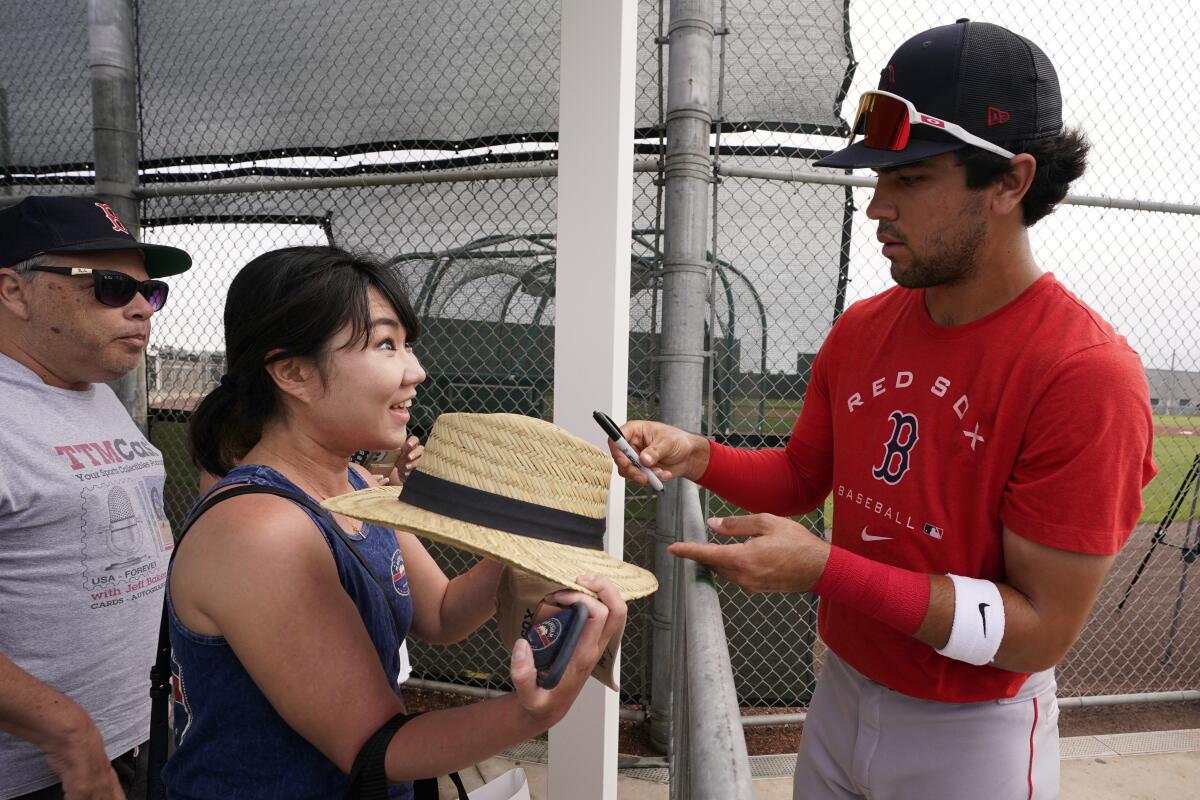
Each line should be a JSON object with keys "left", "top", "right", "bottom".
{"left": 494, "top": 567, "right": 624, "bottom": 692}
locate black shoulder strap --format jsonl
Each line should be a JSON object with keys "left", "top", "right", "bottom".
{"left": 146, "top": 483, "right": 406, "bottom": 800}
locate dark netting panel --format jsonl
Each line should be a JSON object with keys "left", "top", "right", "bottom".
{"left": 0, "top": 0, "right": 92, "bottom": 173}
{"left": 133, "top": 0, "right": 848, "bottom": 164}
{"left": 136, "top": 0, "right": 561, "bottom": 159}
{"left": 721, "top": 0, "right": 850, "bottom": 133}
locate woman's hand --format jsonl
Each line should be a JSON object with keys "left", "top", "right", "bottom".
{"left": 387, "top": 436, "right": 424, "bottom": 485}
{"left": 508, "top": 575, "right": 627, "bottom": 725}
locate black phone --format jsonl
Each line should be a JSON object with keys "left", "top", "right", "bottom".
{"left": 522, "top": 602, "right": 589, "bottom": 689}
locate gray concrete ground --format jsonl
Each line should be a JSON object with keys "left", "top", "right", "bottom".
{"left": 440, "top": 731, "right": 1200, "bottom": 799}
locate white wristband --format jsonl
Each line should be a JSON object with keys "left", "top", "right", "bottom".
{"left": 936, "top": 574, "right": 1005, "bottom": 666}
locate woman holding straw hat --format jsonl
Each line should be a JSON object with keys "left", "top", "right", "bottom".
{"left": 162, "top": 246, "right": 634, "bottom": 799}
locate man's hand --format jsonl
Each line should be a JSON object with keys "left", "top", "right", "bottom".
{"left": 43, "top": 713, "right": 123, "bottom": 800}
{"left": 667, "top": 514, "right": 830, "bottom": 594}
{"left": 0, "top": 654, "right": 123, "bottom": 800}
{"left": 607, "top": 420, "right": 709, "bottom": 487}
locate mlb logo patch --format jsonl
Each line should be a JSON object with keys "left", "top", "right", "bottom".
{"left": 390, "top": 549, "right": 410, "bottom": 597}
{"left": 529, "top": 617, "right": 564, "bottom": 653}
{"left": 923, "top": 523, "right": 944, "bottom": 540}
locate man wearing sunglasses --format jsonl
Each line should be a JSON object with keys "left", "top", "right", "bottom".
{"left": 610, "top": 20, "right": 1154, "bottom": 799}
{"left": 0, "top": 196, "right": 191, "bottom": 799}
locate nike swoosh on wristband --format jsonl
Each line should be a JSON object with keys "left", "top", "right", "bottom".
{"left": 979, "top": 602, "right": 990, "bottom": 637}
{"left": 860, "top": 526, "right": 893, "bottom": 542}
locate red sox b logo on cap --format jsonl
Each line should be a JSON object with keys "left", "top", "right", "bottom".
{"left": 94, "top": 202, "right": 130, "bottom": 234}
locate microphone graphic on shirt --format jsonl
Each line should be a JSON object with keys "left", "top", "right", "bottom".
{"left": 104, "top": 486, "right": 147, "bottom": 571}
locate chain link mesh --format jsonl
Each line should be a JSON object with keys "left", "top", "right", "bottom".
{"left": 0, "top": 0, "right": 93, "bottom": 195}
{"left": 3, "top": 0, "right": 1195, "bottom": 730}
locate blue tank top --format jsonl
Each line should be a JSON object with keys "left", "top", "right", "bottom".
{"left": 162, "top": 465, "right": 414, "bottom": 799}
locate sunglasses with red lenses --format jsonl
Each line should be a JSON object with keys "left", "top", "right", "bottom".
{"left": 28, "top": 266, "right": 170, "bottom": 311}
{"left": 850, "top": 90, "right": 1015, "bottom": 160}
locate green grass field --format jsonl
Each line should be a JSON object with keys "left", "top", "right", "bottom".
{"left": 1143, "top": 416, "right": 1200, "bottom": 524}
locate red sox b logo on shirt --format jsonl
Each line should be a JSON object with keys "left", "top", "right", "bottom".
{"left": 872, "top": 410, "right": 919, "bottom": 485}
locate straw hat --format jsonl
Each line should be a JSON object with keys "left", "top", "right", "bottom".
{"left": 322, "top": 412, "right": 658, "bottom": 601}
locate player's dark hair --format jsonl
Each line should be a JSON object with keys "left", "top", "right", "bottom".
{"left": 957, "top": 127, "right": 1089, "bottom": 226}
{"left": 188, "top": 246, "right": 420, "bottom": 478}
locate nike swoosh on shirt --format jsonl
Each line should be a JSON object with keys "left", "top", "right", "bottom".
{"left": 860, "top": 526, "right": 893, "bottom": 542}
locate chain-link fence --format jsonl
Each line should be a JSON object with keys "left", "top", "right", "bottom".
{"left": 4, "top": 0, "right": 1197, "bottom": 731}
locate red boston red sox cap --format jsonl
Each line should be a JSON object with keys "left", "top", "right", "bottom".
{"left": 816, "top": 19, "right": 1064, "bottom": 169}
{"left": 0, "top": 196, "right": 192, "bottom": 277}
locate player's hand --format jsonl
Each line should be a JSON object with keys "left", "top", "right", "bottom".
{"left": 607, "top": 420, "right": 709, "bottom": 487}
{"left": 509, "top": 575, "right": 626, "bottom": 725}
{"left": 388, "top": 435, "right": 424, "bottom": 486}
{"left": 44, "top": 716, "right": 124, "bottom": 800}
{"left": 667, "top": 514, "right": 830, "bottom": 594}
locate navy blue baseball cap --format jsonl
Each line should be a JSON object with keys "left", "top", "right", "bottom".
{"left": 816, "top": 20, "right": 1064, "bottom": 170}
{"left": 0, "top": 196, "right": 191, "bottom": 277}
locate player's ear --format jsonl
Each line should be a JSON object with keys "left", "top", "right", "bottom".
{"left": 991, "top": 153, "right": 1035, "bottom": 217}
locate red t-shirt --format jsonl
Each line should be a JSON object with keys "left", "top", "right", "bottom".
{"left": 700, "top": 273, "right": 1156, "bottom": 703}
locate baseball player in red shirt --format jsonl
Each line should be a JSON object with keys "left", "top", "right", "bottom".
{"left": 609, "top": 20, "right": 1156, "bottom": 800}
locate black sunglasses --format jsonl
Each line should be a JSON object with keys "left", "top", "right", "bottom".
{"left": 28, "top": 266, "right": 169, "bottom": 311}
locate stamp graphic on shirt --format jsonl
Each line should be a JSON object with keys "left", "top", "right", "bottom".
{"left": 78, "top": 484, "right": 167, "bottom": 610}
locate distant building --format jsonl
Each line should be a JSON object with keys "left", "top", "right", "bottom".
{"left": 1145, "top": 369, "right": 1200, "bottom": 415}
{"left": 146, "top": 346, "right": 225, "bottom": 413}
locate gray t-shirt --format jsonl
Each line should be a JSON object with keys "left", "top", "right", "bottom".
{"left": 0, "top": 354, "right": 170, "bottom": 797}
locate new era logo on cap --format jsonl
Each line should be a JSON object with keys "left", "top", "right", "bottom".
{"left": 987, "top": 106, "right": 1011, "bottom": 127}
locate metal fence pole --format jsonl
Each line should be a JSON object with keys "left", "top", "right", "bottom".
{"left": 679, "top": 483, "right": 753, "bottom": 799}
{"left": 88, "top": 0, "right": 145, "bottom": 429}
{"left": 650, "top": 0, "right": 716, "bottom": 753}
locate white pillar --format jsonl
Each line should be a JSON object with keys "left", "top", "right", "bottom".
{"left": 550, "top": 0, "right": 637, "bottom": 798}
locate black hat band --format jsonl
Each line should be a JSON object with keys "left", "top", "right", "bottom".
{"left": 398, "top": 470, "right": 605, "bottom": 550}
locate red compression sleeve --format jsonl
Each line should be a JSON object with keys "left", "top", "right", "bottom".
{"left": 811, "top": 546, "right": 931, "bottom": 635}
{"left": 699, "top": 440, "right": 830, "bottom": 516}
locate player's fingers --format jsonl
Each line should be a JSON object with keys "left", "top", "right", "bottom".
{"left": 606, "top": 439, "right": 634, "bottom": 470}
{"left": 667, "top": 541, "right": 735, "bottom": 568}
{"left": 708, "top": 514, "right": 770, "bottom": 537}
